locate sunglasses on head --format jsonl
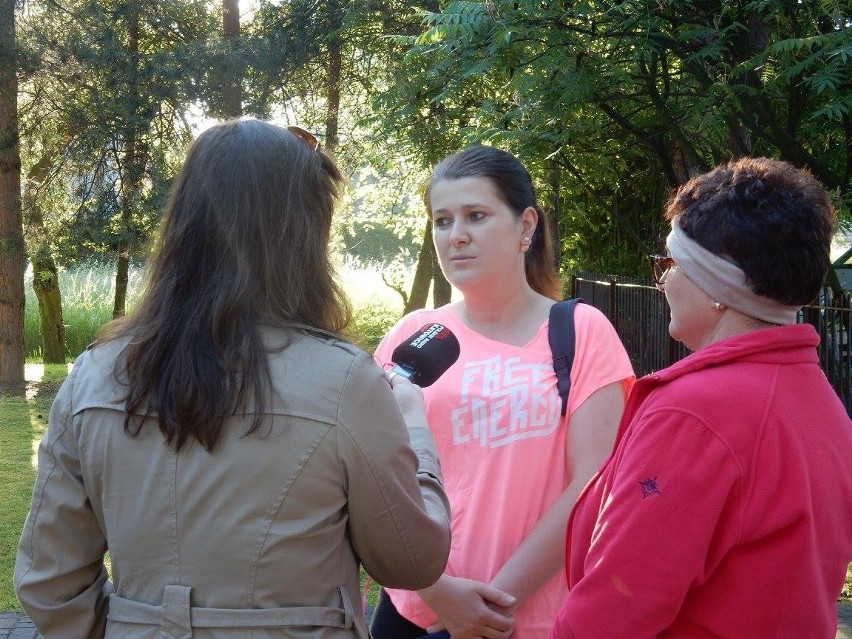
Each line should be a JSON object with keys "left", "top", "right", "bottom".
{"left": 648, "top": 254, "right": 675, "bottom": 286}
{"left": 286, "top": 125, "right": 320, "bottom": 151}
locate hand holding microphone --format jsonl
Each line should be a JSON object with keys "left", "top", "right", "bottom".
{"left": 385, "top": 324, "right": 460, "bottom": 429}
{"left": 385, "top": 323, "right": 461, "bottom": 387}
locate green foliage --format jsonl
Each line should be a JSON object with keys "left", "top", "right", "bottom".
{"left": 338, "top": 221, "right": 419, "bottom": 267}
{"left": 17, "top": 0, "right": 211, "bottom": 268}
{"left": 372, "top": 0, "right": 852, "bottom": 274}
{"left": 243, "top": 0, "right": 328, "bottom": 116}
{"left": 348, "top": 301, "right": 400, "bottom": 354}
{"left": 13, "top": 0, "right": 851, "bottom": 294}
{"left": 334, "top": 158, "right": 428, "bottom": 275}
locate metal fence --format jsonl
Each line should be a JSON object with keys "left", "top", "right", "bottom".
{"left": 571, "top": 271, "right": 851, "bottom": 415}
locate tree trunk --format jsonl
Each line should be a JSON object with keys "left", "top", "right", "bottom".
{"left": 222, "top": 0, "right": 242, "bottom": 117}
{"left": 25, "top": 149, "right": 69, "bottom": 363}
{"left": 27, "top": 209, "right": 65, "bottom": 363}
{"left": 113, "top": 251, "right": 130, "bottom": 319}
{"left": 114, "top": 145, "right": 147, "bottom": 320}
{"left": 0, "top": 0, "right": 25, "bottom": 385}
{"left": 32, "top": 256, "right": 65, "bottom": 362}
{"left": 432, "top": 257, "right": 451, "bottom": 307}
{"left": 324, "top": 0, "right": 343, "bottom": 152}
{"left": 114, "top": 132, "right": 145, "bottom": 318}
{"left": 114, "top": 1, "right": 145, "bottom": 319}
{"left": 404, "top": 221, "right": 434, "bottom": 314}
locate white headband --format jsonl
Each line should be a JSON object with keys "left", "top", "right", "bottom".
{"left": 666, "top": 223, "right": 800, "bottom": 325}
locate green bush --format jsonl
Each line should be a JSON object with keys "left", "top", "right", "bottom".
{"left": 348, "top": 301, "right": 401, "bottom": 354}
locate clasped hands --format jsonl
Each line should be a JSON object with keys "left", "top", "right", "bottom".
{"left": 418, "top": 574, "right": 517, "bottom": 639}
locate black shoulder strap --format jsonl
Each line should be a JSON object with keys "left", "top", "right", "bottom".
{"left": 548, "top": 298, "right": 584, "bottom": 416}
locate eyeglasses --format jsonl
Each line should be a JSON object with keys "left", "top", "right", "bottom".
{"left": 287, "top": 125, "right": 320, "bottom": 151}
{"left": 649, "top": 254, "right": 676, "bottom": 286}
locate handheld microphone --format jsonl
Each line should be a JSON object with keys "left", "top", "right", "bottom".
{"left": 388, "top": 323, "right": 461, "bottom": 387}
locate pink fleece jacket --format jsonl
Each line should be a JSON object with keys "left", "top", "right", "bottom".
{"left": 550, "top": 324, "right": 852, "bottom": 638}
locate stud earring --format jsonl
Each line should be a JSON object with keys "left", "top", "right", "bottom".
{"left": 713, "top": 301, "right": 727, "bottom": 311}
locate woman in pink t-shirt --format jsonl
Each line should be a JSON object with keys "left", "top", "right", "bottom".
{"left": 370, "top": 146, "right": 635, "bottom": 639}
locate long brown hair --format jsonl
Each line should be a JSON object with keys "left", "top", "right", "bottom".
{"left": 98, "top": 119, "right": 350, "bottom": 451}
{"left": 424, "top": 145, "right": 561, "bottom": 300}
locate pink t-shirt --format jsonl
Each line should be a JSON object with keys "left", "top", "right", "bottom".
{"left": 374, "top": 302, "right": 634, "bottom": 638}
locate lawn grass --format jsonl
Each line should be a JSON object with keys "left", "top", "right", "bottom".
{"left": 0, "top": 365, "right": 66, "bottom": 611}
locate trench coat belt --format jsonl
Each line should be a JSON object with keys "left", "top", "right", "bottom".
{"left": 108, "top": 584, "right": 357, "bottom": 636}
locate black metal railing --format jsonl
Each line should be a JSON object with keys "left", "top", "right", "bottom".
{"left": 571, "top": 272, "right": 851, "bottom": 415}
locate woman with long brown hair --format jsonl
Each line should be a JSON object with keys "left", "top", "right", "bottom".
{"left": 16, "top": 119, "right": 451, "bottom": 639}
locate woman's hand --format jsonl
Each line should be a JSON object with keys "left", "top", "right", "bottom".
{"left": 386, "top": 371, "right": 430, "bottom": 430}
{"left": 418, "top": 575, "right": 516, "bottom": 639}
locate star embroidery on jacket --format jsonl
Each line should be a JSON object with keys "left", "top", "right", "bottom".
{"left": 639, "top": 476, "right": 661, "bottom": 499}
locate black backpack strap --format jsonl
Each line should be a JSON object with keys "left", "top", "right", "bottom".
{"left": 548, "top": 298, "right": 584, "bottom": 416}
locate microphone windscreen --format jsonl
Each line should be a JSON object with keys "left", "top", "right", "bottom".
{"left": 390, "top": 323, "right": 461, "bottom": 387}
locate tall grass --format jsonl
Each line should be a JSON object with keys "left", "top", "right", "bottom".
{"left": 24, "top": 264, "right": 146, "bottom": 361}
{"left": 23, "top": 262, "right": 408, "bottom": 361}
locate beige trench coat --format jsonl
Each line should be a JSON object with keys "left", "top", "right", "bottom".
{"left": 15, "top": 330, "right": 451, "bottom": 639}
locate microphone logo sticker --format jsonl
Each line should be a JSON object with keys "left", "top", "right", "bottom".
{"left": 411, "top": 323, "right": 449, "bottom": 348}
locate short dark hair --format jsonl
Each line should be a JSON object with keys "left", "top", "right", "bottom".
{"left": 424, "top": 145, "right": 562, "bottom": 300}
{"left": 665, "top": 157, "right": 836, "bottom": 305}
{"left": 99, "top": 119, "right": 351, "bottom": 451}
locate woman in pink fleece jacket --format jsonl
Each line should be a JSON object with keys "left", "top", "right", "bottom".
{"left": 550, "top": 157, "right": 852, "bottom": 638}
